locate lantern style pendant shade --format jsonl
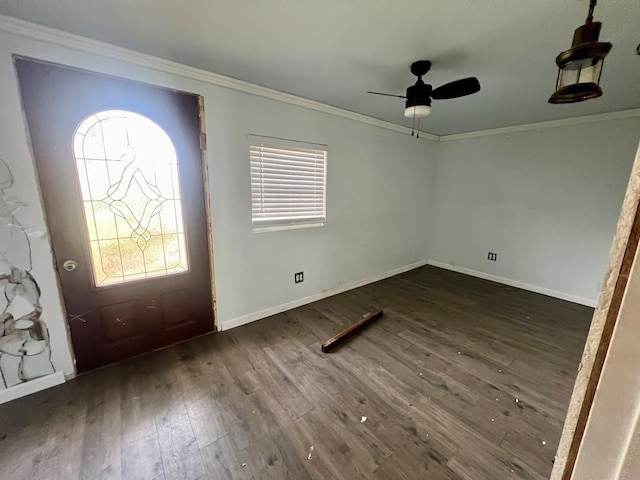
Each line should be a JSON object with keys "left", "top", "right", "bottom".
{"left": 549, "top": 1, "right": 612, "bottom": 104}
{"left": 549, "top": 22, "right": 612, "bottom": 103}
{"left": 550, "top": 23, "right": 612, "bottom": 103}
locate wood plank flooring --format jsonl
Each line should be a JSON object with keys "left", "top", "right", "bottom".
{"left": 0, "top": 266, "right": 593, "bottom": 479}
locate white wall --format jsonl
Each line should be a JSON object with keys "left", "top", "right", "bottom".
{"left": 0, "top": 23, "right": 437, "bottom": 388}
{"left": 429, "top": 118, "right": 640, "bottom": 305}
{"left": 207, "top": 93, "right": 435, "bottom": 326}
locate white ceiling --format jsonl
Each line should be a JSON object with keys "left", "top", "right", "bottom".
{"left": 1, "top": 0, "right": 638, "bottom": 135}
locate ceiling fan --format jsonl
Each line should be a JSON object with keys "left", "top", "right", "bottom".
{"left": 367, "top": 60, "right": 481, "bottom": 130}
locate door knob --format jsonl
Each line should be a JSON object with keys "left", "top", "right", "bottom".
{"left": 62, "top": 260, "right": 78, "bottom": 272}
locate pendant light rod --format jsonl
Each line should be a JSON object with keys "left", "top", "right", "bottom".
{"left": 586, "top": 0, "right": 597, "bottom": 23}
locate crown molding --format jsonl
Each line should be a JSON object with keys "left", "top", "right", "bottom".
{"left": 1, "top": 15, "right": 636, "bottom": 144}
{"left": 0, "top": 15, "right": 440, "bottom": 142}
{"left": 439, "top": 108, "right": 640, "bottom": 142}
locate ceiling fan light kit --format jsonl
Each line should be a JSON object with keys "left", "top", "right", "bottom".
{"left": 549, "top": 0, "right": 612, "bottom": 104}
{"left": 404, "top": 105, "right": 431, "bottom": 118}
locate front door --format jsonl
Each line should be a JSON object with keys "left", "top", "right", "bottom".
{"left": 15, "top": 58, "right": 215, "bottom": 373}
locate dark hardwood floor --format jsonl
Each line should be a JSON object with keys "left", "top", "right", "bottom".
{"left": 0, "top": 266, "right": 593, "bottom": 479}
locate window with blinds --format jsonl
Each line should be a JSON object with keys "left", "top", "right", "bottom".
{"left": 249, "top": 135, "right": 327, "bottom": 231}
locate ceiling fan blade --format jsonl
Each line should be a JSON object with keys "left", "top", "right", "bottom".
{"left": 431, "top": 77, "right": 480, "bottom": 100}
{"left": 367, "top": 91, "right": 407, "bottom": 98}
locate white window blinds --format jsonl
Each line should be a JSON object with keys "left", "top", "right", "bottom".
{"left": 249, "top": 136, "right": 327, "bottom": 231}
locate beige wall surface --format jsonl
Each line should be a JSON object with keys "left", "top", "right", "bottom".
{"left": 571, "top": 237, "right": 640, "bottom": 479}
{"left": 568, "top": 146, "right": 640, "bottom": 480}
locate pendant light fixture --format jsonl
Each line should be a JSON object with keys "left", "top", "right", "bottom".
{"left": 548, "top": 0, "right": 612, "bottom": 104}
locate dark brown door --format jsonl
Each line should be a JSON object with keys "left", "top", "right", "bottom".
{"left": 15, "top": 58, "right": 215, "bottom": 373}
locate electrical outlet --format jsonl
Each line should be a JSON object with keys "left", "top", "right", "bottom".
{"left": 294, "top": 271, "right": 304, "bottom": 283}
{"left": 487, "top": 252, "right": 497, "bottom": 261}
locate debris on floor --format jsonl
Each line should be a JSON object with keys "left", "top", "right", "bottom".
{"left": 321, "top": 310, "right": 384, "bottom": 353}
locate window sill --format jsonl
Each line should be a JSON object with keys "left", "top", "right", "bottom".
{"left": 252, "top": 222, "right": 325, "bottom": 233}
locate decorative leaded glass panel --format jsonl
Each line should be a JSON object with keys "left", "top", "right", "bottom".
{"left": 73, "top": 110, "right": 189, "bottom": 286}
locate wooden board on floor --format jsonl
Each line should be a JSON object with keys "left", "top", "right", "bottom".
{"left": 321, "top": 310, "right": 384, "bottom": 352}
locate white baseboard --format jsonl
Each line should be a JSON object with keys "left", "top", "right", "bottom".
{"left": 427, "top": 260, "right": 597, "bottom": 307}
{"left": 219, "top": 260, "right": 428, "bottom": 331}
{"left": 0, "top": 371, "right": 66, "bottom": 405}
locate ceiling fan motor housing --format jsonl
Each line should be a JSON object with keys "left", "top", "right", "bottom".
{"left": 405, "top": 80, "right": 432, "bottom": 108}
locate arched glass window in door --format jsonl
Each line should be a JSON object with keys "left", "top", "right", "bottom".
{"left": 73, "top": 110, "right": 189, "bottom": 286}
